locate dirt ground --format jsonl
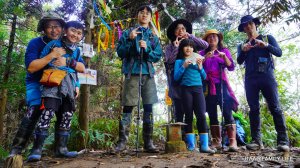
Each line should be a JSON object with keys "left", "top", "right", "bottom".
{"left": 7, "top": 147, "right": 298, "bottom": 168}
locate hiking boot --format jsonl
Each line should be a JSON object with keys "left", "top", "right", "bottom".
{"left": 246, "top": 141, "right": 264, "bottom": 151}
{"left": 115, "top": 113, "right": 132, "bottom": 152}
{"left": 277, "top": 144, "right": 290, "bottom": 152}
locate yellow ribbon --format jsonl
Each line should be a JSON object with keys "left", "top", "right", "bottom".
{"left": 103, "top": 27, "right": 109, "bottom": 51}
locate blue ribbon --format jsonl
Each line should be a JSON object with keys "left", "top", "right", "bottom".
{"left": 93, "top": 1, "right": 111, "bottom": 30}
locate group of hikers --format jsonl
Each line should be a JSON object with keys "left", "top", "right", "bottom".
{"left": 7, "top": 4, "right": 290, "bottom": 162}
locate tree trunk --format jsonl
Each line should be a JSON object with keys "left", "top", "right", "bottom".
{"left": 78, "top": 0, "right": 92, "bottom": 149}
{"left": 0, "top": 14, "right": 17, "bottom": 138}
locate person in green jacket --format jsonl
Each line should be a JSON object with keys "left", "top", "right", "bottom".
{"left": 115, "top": 5, "right": 162, "bottom": 153}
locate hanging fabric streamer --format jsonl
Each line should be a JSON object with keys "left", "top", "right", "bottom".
{"left": 119, "top": 20, "right": 124, "bottom": 29}
{"left": 152, "top": 16, "right": 157, "bottom": 27}
{"left": 150, "top": 21, "right": 159, "bottom": 38}
{"left": 126, "top": 18, "right": 132, "bottom": 28}
{"left": 155, "top": 11, "right": 159, "bottom": 29}
{"left": 97, "top": 25, "right": 103, "bottom": 52}
{"left": 93, "top": 0, "right": 111, "bottom": 30}
{"left": 161, "top": 3, "right": 175, "bottom": 21}
{"left": 111, "top": 22, "right": 116, "bottom": 49}
{"left": 117, "top": 22, "right": 122, "bottom": 40}
{"left": 99, "top": 0, "right": 112, "bottom": 14}
{"left": 90, "top": 13, "right": 95, "bottom": 29}
{"left": 154, "top": 11, "right": 161, "bottom": 37}
{"left": 103, "top": 27, "right": 110, "bottom": 51}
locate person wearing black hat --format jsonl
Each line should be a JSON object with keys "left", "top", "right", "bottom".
{"left": 165, "top": 19, "right": 208, "bottom": 124}
{"left": 8, "top": 11, "right": 67, "bottom": 158}
{"left": 237, "top": 15, "right": 289, "bottom": 152}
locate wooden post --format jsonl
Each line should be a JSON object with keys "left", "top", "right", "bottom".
{"left": 78, "top": 2, "right": 92, "bottom": 149}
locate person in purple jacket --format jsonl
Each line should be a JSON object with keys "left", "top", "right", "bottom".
{"left": 200, "top": 29, "right": 239, "bottom": 152}
{"left": 165, "top": 19, "right": 208, "bottom": 123}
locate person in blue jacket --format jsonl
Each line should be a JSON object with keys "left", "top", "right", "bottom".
{"left": 237, "top": 15, "right": 289, "bottom": 152}
{"left": 115, "top": 5, "right": 162, "bottom": 153}
{"left": 8, "top": 12, "right": 67, "bottom": 157}
{"left": 174, "top": 39, "right": 214, "bottom": 153}
{"left": 27, "top": 21, "right": 85, "bottom": 161}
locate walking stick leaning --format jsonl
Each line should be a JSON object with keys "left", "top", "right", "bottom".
{"left": 220, "top": 64, "right": 225, "bottom": 151}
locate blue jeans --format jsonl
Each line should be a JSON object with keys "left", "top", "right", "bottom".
{"left": 245, "top": 74, "right": 288, "bottom": 145}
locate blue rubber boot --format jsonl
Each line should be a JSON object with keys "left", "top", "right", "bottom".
{"left": 199, "top": 133, "right": 215, "bottom": 153}
{"left": 27, "top": 129, "right": 48, "bottom": 162}
{"left": 185, "top": 133, "right": 196, "bottom": 151}
{"left": 55, "top": 130, "right": 78, "bottom": 158}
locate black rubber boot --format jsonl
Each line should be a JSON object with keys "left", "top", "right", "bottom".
{"left": 9, "top": 106, "right": 41, "bottom": 156}
{"left": 27, "top": 129, "right": 48, "bottom": 162}
{"left": 143, "top": 111, "right": 158, "bottom": 153}
{"left": 55, "top": 130, "right": 78, "bottom": 158}
{"left": 115, "top": 113, "right": 132, "bottom": 152}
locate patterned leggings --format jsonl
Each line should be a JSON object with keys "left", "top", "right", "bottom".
{"left": 37, "top": 108, "right": 74, "bottom": 130}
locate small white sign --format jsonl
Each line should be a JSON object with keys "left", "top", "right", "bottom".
{"left": 78, "top": 69, "right": 97, "bottom": 85}
{"left": 82, "top": 43, "right": 94, "bottom": 58}
{"left": 186, "top": 53, "right": 204, "bottom": 65}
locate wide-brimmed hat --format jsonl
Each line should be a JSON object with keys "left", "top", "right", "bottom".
{"left": 238, "top": 15, "right": 261, "bottom": 32}
{"left": 167, "top": 19, "right": 192, "bottom": 41}
{"left": 37, "top": 11, "right": 65, "bottom": 32}
{"left": 202, "top": 29, "right": 223, "bottom": 41}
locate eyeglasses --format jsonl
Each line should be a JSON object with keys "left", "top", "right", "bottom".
{"left": 46, "top": 25, "right": 62, "bottom": 30}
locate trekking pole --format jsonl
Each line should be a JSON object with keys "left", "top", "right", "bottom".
{"left": 136, "top": 30, "right": 144, "bottom": 157}
{"left": 220, "top": 63, "right": 225, "bottom": 152}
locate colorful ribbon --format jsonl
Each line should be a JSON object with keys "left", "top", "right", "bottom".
{"left": 111, "top": 22, "right": 115, "bottom": 49}
{"left": 93, "top": 0, "right": 111, "bottom": 30}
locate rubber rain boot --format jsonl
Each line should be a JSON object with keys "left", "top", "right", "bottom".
{"left": 54, "top": 130, "right": 78, "bottom": 158}
{"left": 199, "top": 133, "right": 215, "bottom": 154}
{"left": 9, "top": 106, "right": 41, "bottom": 156}
{"left": 27, "top": 129, "right": 48, "bottom": 162}
{"left": 143, "top": 111, "right": 158, "bottom": 153}
{"left": 226, "top": 124, "right": 238, "bottom": 152}
{"left": 210, "top": 125, "right": 222, "bottom": 151}
{"left": 115, "top": 113, "right": 132, "bottom": 152}
{"left": 185, "top": 133, "right": 196, "bottom": 151}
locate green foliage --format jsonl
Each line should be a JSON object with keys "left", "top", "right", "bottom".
{"left": 285, "top": 115, "right": 300, "bottom": 147}
{"left": 0, "top": 145, "right": 9, "bottom": 161}
{"left": 68, "top": 114, "right": 118, "bottom": 150}
{"left": 254, "top": 0, "right": 299, "bottom": 24}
